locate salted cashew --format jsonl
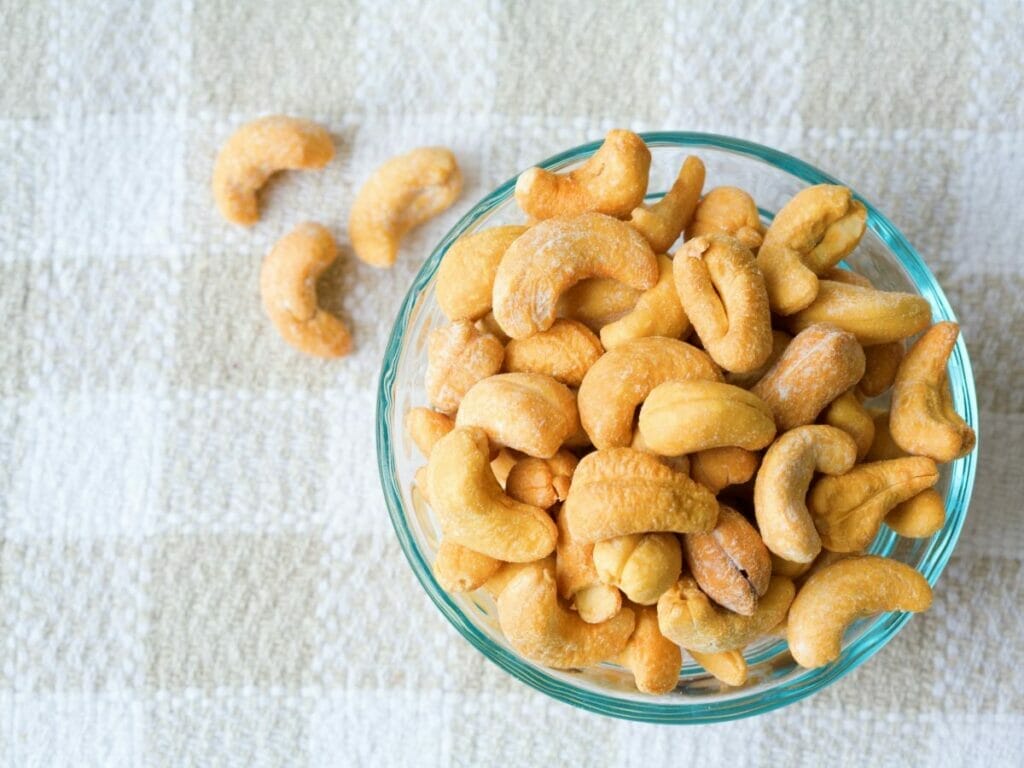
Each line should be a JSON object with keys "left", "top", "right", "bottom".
{"left": 433, "top": 539, "right": 502, "bottom": 593}
{"left": 425, "top": 321, "right": 504, "bottom": 414}
{"left": 821, "top": 389, "right": 875, "bottom": 460}
{"left": 787, "top": 555, "right": 932, "bottom": 668}
{"left": 689, "top": 447, "right": 760, "bottom": 494}
{"left": 617, "top": 605, "right": 682, "bottom": 694}
{"left": 757, "top": 185, "right": 867, "bottom": 315}
{"left": 259, "top": 222, "right": 351, "bottom": 358}
{"left": 657, "top": 575, "right": 795, "bottom": 654}
{"left": 436, "top": 225, "right": 529, "bottom": 321}
{"left": 349, "top": 147, "right": 462, "bottom": 268}
{"left": 751, "top": 324, "right": 865, "bottom": 430}
{"left": 890, "top": 322, "right": 976, "bottom": 462}
{"left": 212, "top": 116, "right": 335, "bottom": 226}
{"left": 556, "top": 508, "right": 622, "bottom": 623}
{"left": 600, "top": 254, "right": 689, "bottom": 349}
{"left": 482, "top": 557, "right": 551, "bottom": 599}
{"left": 505, "top": 450, "right": 578, "bottom": 509}
{"left": 725, "top": 330, "right": 791, "bottom": 390}
{"left": 685, "top": 186, "right": 765, "bottom": 251}
{"left": 503, "top": 319, "right": 603, "bottom": 387}
{"left": 638, "top": 380, "right": 776, "bottom": 456}
{"left": 405, "top": 407, "right": 455, "bottom": 458}
{"left": 688, "top": 649, "right": 748, "bottom": 687}
{"left": 858, "top": 341, "right": 905, "bottom": 399}
{"left": 753, "top": 425, "right": 858, "bottom": 563}
{"left": 809, "top": 456, "right": 939, "bottom": 552}
{"left": 866, "top": 409, "right": 908, "bottom": 462}
{"left": 492, "top": 212, "right": 658, "bottom": 339}
{"left": 427, "top": 427, "right": 557, "bottom": 562}
{"left": 628, "top": 155, "right": 705, "bottom": 252}
{"left": 785, "top": 280, "right": 932, "bottom": 346}
{"left": 563, "top": 448, "right": 718, "bottom": 543}
{"left": 592, "top": 533, "right": 682, "bottom": 605}
{"left": 497, "top": 561, "right": 636, "bottom": 669}
{"left": 673, "top": 234, "right": 773, "bottom": 373}
{"left": 515, "top": 129, "right": 651, "bottom": 220}
{"left": 885, "top": 488, "right": 945, "bottom": 538}
{"left": 456, "top": 373, "right": 579, "bottom": 458}
{"left": 558, "top": 277, "right": 640, "bottom": 331}
{"left": 578, "top": 337, "right": 722, "bottom": 449}
{"left": 683, "top": 505, "right": 771, "bottom": 616}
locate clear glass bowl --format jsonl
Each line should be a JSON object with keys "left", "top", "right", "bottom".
{"left": 376, "top": 133, "right": 978, "bottom": 723}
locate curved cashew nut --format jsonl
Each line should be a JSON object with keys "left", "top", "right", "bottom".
{"left": 563, "top": 448, "right": 718, "bottom": 543}
{"left": 515, "top": 129, "right": 651, "bottom": 220}
{"left": 349, "top": 147, "right": 462, "bottom": 268}
{"left": 555, "top": 508, "right": 622, "bottom": 623}
{"left": 753, "top": 425, "right": 858, "bottom": 563}
{"left": 492, "top": 212, "right": 658, "bottom": 339}
{"left": 577, "top": 337, "right": 722, "bottom": 449}
{"left": 657, "top": 575, "right": 795, "bottom": 654}
{"left": 425, "top": 321, "right": 504, "bottom": 414}
{"left": 890, "top": 322, "right": 976, "bottom": 462}
{"left": 673, "top": 234, "right": 773, "bottom": 373}
{"left": 688, "top": 648, "right": 748, "bottom": 687}
{"left": 885, "top": 488, "right": 945, "bottom": 538}
{"left": 436, "top": 225, "right": 528, "bottom": 321}
{"left": 785, "top": 280, "right": 932, "bottom": 346}
{"left": 808, "top": 457, "right": 939, "bottom": 552}
{"left": 427, "top": 427, "right": 557, "bottom": 562}
{"left": 259, "top": 222, "right": 351, "bottom": 358}
{"left": 638, "top": 380, "right": 777, "bottom": 456}
{"left": 685, "top": 186, "right": 765, "bottom": 251}
{"left": 821, "top": 389, "right": 875, "bottom": 460}
{"left": 433, "top": 539, "right": 502, "bottom": 593}
{"left": 497, "top": 561, "right": 636, "bottom": 669}
{"left": 689, "top": 447, "right": 760, "bottom": 494}
{"left": 628, "top": 155, "right": 705, "bottom": 252}
{"left": 788, "top": 555, "right": 932, "bottom": 668}
{"left": 213, "top": 116, "right": 335, "bottom": 226}
{"left": 503, "top": 319, "right": 604, "bottom": 387}
{"left": 858, "top": 341, "right": 905, "bottom": 398}
{"left": 617, "top": 605, "right": 682, "bottom": 694}
{"left": 505, "top": 451, "right": 578, "bottom": 509}
{"left": 558, "top": 277, "right": 641, "bottom": 331}
{"left": 405, "top": 407, "right": 455, "bottom": 458}
{"left": 600, "top": 254, "right": 690, "bottom": 349}
{"left": 593, "top": 533, "right": 682, "bottom": 606}
{"left": 757, "top": 185, "right": 867, "bottom": 315}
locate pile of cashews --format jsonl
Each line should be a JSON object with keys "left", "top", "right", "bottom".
{"left": 213, "top": 115, "right": 463, "bottom": 357}
{"left": 408, "top": 129, "right": 975, "bottom": 694}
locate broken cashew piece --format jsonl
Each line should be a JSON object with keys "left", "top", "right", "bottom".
{"left": 556, "top": 508, "right": 623, "bottom": 623}
{"left": 259, "top": 222, "right": 351, "bottom": 358}
{"left": 405, "top": 407, "right": 455, "bottom": 458}
{"left": 628, "top": 155, "right": 705, "bottom": 252}
{"left": 213, "top": 116, "right": 335, "bottom": 226}
{"left": 885, "top": 488, "right": 946, "bottom": 538}
{"left": 788, "top": 555, "right": 932, "bottom": 668}
{"left": 600, "top": 254, "right": 690, "bottom": 349}
{"left": 505, "top": 451, "right": 578, "bottom": 509}
{"left": 425, "top": 321, "right": 504, "bottom": 414}
{"left": 503, "top": 319, "right": 604, "bottom": 387}
{"left": 437, "top": 225, "right": 529, "bottom": 321}
{"left": 688, "top": 649, "right": 749, "bottom": 687}
{"left": 433, "top": 539, "right": 502, "bottom": 593}
{"left": 821, "top": 389, "right": 875, "bottom": 460}
{"left": 515, "top": 129, "right": 651, "bottom": 220}
{"left": 593, "top": 533, "right": 682, "bottom": 606}
{"left": 689, "top": 447, "right": 760, "bottom": 494}
{"left": 617, "top": 605, "right": 682, "bottom": 694}
{"left": 349, "top": 147, "right": 462, "bottom": 268}
{"left": 686, "top": 186, "right": 765, "bottom": 251}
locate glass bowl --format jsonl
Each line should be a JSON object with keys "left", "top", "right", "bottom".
{"left": 376, "top": 132, "right": 978, "bottom": 723}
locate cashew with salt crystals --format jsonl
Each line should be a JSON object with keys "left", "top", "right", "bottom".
{"left": 689, "top": 447, "right": 760, "bottom": 494}
{"left": 885, "top": 488, "right": 945, "bottom": 538}
{"left": 405, "top": 407, "right": 455, "bottom": 458}
{"left": 433, "top": 539, "right": 502, "bottom": 593}
{"left": 821, "top": 389, "right": 875, "bottom": 460}
{"left": 425, "top": 321, "right": 504, "bottom": 414}
{"left": 349, "top": 147, "right": 462, "bottom": 267}
{"left": 555, "top": 508, "right": 623, "bottom": 623}
{"left": 515, "top": 129, "right": 651, "bottom": 220}
{"left": 492, "top": 212, "right": 658, "bottom": 339}
{"left": 558, "top": 278, "right": 640, "bottom": 331}
{"left": 787, "top": 555, "right": 932, "bottom": 668}
{"left": 685, "top": 186, "right": 765, "bottom": 251}
{"left": 503, "top": 319, "right": 603, "bottom": 387}
{"left": 592, "top": 533, "right": 682, "bottom": 606}
{"left": 505, "top": 451, "right": 578, "bottom": 509}
{"left": 213, "top": 116, "right": 335, "bottom": 226}
{"left": 436, "top": 225, "right": 528, "bottom": 321}
{"left": 753, "top": 425, "right": 858, "bottom": 563}
{"left": 628, "top": 155, "right": 705, "bottom": 252}
{"left": 259, "top": 222, "right": 351, "bottom": 358}
{"left": 617, "top": 605, "right": 682, "bottom": 694}
{"left": 600, "top": 254, "right": 689, "bottom": 349}
{"left": 688, "top": 648, "right": 748, "bottom": 687}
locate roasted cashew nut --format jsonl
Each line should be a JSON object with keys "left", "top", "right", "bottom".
{"left": 213, "top": 116, "right": 335, "bottom": 226}
{"left": 689, "top": 447, "right": 760, "bottom": 494}
{"left": 505, "top": 451, "right": 578, "bottom": 509}
{"left": 688, "top": 648, "right": 748, "bottom": 687}
{"left": 885, "top": 488, "right": 946, "bottom": 538}
{"left": 503, "top": 319, "right": 604, "bottom": 387}
{"left": 259, "top": 222, "right": 351, "bottom": 358}
{"left": 555, "top": 508, "right": 623, "bottom": 623}
{"left": 405, "top": 407, "right": 455, "bottom": 458}
{"left": 593, "top": 533, "right": 682, "bottom": 606}
{"left": 600, "top": 254, "right": 690, "bottom": 350}
{"left": 558, "top": 277, "right": 640, "bottom": 331}
{"left": 349, "top": 147, "right": 462, "bottom": 268}
{"left": 787, "top": 555, "right": 932, "bottom": 668}
{"left": 685, "top": 186, "right": 765, "bottom": 251}
{"left": 617, "top": 605, "right": 682, "bottom": 694}
{"left": 628, "top": 155, "right": 705, "bottom": 252}
{"left": 425, "top": 321, "right": 505, "bottom": 414}
{"left": 436, "top": 225, "right": 529, "bottom": 321}
{"left": 433, "top": 539, "right": 502, "bottom": 593}
{"left": 821, "top": 389, "right": 875, "bottom": 460}
{"left": 859, "top": 341, "right": 905, "bottom": 398}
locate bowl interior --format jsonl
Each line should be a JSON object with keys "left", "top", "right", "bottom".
{"left": 376, "top": 133, "right": 978, "bottom": 723}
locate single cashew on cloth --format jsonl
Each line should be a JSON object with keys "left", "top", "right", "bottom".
{"left": 349, "top": 147, "right": 462, "bottom": 268}
{"left": 213, "top": 115, "right": 335, "bottom": 226}
{"left": 259, "top": 222, "right": 351, "bottom": 358}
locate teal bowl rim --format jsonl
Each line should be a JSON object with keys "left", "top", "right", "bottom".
{"left": 375, "top": 131, "right": 979, "bottom": 723}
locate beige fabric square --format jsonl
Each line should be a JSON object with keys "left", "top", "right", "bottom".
{"left": 0, "top": 121, "right": 46, "bottom": 257}
{"left": 0, "top": 4, "right": 54, "bottom": 118}
{"left": 0, "top": 258, "right": 32, "bottom": 397}
{"left": 968, "top": 2, "right": 1024, "bottom": 130}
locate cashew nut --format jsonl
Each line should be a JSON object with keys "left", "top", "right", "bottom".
{"left": 821, "top": 389, "right": 875, "bottom": 460}
{"left": 638, "top": 380, "right": 776, "bottom": 456}
{"left": 563, "top": 448, "right": 718, "bottom": 543}
{"left": 515, "top": 129, "right": 651, "bottom": 220}
{"left": 505, "top": 451, "right": 578, "bottom": 509}
{"left": 628, "top": 155, "right": 705, "bottom": 252}
{"left": 492, "top": 212, "right": 658, "bottom": 339}
{"left": 259, "top": 222, "right": 351, "bottom": 358}
{"left": 475, "top": 311, "right": 511, "bottom": 344}
{"left": 405, "top": 407, "right": 455, "bottom": 458}
{"left": 497, "top": 561, "right": 636, "bottom": 669}
{"left": 212, "top": 116, "right": 335, "bottom": 226}
{"left": 600, "top": 254, "right": 690, "bottom": 349}
{"left": 436, "top": 225, "right": 529, "bottom": 321}
{"left": 685, "top": 186, "right": 765, "bottom": 251}
{"left": 556, "top": 508, "right": 623, "bottom": 623}
{"left": 809, "top": 456, "right": 939, "bottom": 552}
{"left": 866, "top": 409, "right": 909, "bottom": 462}
{"left": 630, "top": 431, "right": 691, "bottom": 475}
{"left": 890, "top": 322, "right": 976, "bottom": 462}
{"left": 427, "top": 427, "right": 557, "bottom": 562}
{"left": 592, "top": 533, "right": 682, "bottom": 605}
{"left": 482, "top": 557, "right": 551, "bottom": 599}
{"left": 753, "top": 425, "right": 858, "bottom": 563}
{"left": 349, "top": 147, "right": 462, "bottom": 268}
{"left": 787, "top": 555, "right": 932, "bottom": 668}
{"left": 673, "top": 234, "right": 773, "bottom": 373}
{"left": 725, "top": 330, "right": 792, "bottom": 390}
{"left": 617, "top": 605, "right": 682, "bottom": 694}
{"left": 578, "top": 337, "right": 722, "bottom": 449}
{"left": 558, "top": 277, "right": 641, "bottom": 331}
{"left": 858, "top": 341, "right": 905, "bottom": 399}
{"left": 425, "top": 321, "right": 505, "bottom": 414}
{"left": 689, "top": 447, "right": 760, "bottom": 494}
{"left": 433, "top": 539, "right": 502, "bottom": 593}
{"left": 688, "top": 648, "right": 748, "bottom": 687}
{"left": 885, "top": 488, "right": 945, "bottom": 538}
{"left": 503, "top": 319, "right": 603, "bottom": 387}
